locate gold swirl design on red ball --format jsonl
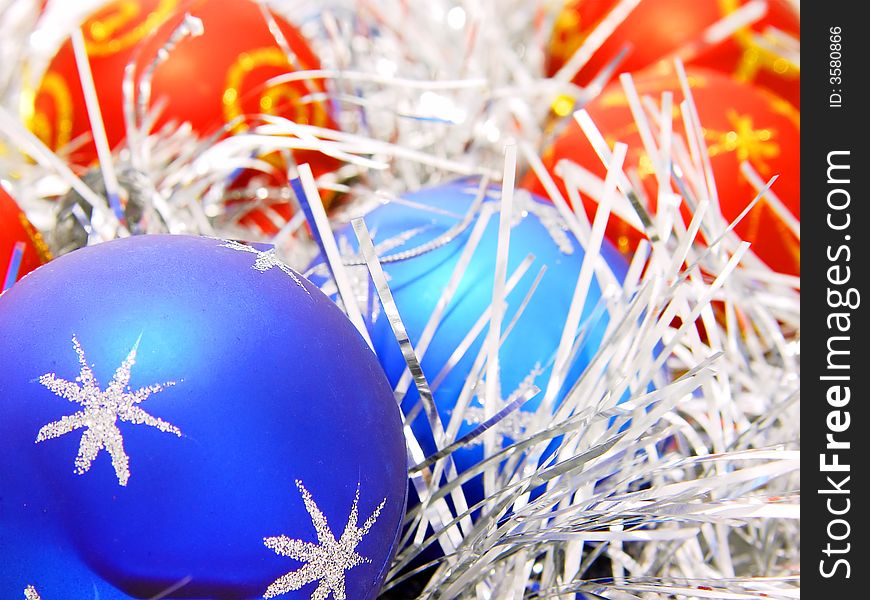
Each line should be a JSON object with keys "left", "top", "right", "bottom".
{"left": 28, "top": 71, "right": 74, "bottom": 151}
{"left": 548, "top": 2, "right": 586, "bottom": 65}
{"left": 83, "top": 0, "right": 180, "bottom": 57}
{"left": 17, "top": 212, "right": 53, "bottom": 262}
{"left": 222, "top": 47, "right": 328, "bottom": 130}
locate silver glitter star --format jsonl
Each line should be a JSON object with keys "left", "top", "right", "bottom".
{"left": 219, "top": 240, "right": 309, "bottom": 293}
{"left": 263, "top": 480, "right": 386, "bottom": 600}
{"left": 24, "top": 586, "right": 41, "bottom": 600}
{"left": 36, "top": 335, "right": 181, "bottom": 486}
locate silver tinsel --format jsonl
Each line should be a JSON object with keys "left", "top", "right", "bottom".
{"left": 2, "top": 0, "right": 799, "bottom": 598}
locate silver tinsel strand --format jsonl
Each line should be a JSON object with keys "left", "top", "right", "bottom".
{"left": 2, "top": 0, "right": 800, "bottom": 598}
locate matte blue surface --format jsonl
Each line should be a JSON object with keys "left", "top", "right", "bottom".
{"left": 3, "top": 523, "right": 130, "bottom": 599}
{"left": 0, "top": 234, "right": 407, "bottom": 599}
{"left": 312, "top": 179, "right": 628, "bottom": 508}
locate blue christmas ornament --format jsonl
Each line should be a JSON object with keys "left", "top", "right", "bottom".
{"left": 309, "top": 179, "right": 628, "bottom": 507}
{"left": 4, "top": 527, "right": 130, "bottom": 600}
{"left": 0, "top": 234, "right": 407, "bottom": 599}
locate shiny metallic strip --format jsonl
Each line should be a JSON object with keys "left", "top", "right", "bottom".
{"left": 640, "top": 243, "right": 751, "bottom": 388}
{"left": 553, "top": 0, "right": 642, "bottom": 84}
{"left": 354, "top": 216, "right": 469, "bottom": 551}
{"left": 0, "top": 108, "right": 123, "bottom": 241}
{"left": 393, "top": 188, "right": 493, "bottom": 540}
{"left": 352, "top": 218, "right": 445, "bottom": 447}
{"left": 135, "top": 14, "right": 204, "bottom": 135}
{"left": 556, "top": 165, "right": 623, "bottom": 292}
{"left": 618, "top": 73, "right": 661, "bottom": 184}
{"left": 71, "top": 29, "right": 124, "bottom": 221}
{"left": 541, "top": 142, "right": 627, "bottom": 414}
{"left": 422, "top": 262, "right": 545, "bottom": 537}
{"left": 298, "top": 164, "right": 374, "bottom": 350}
{"left": 688, "top": 177, "right": 776, "bottom": 273}
{"left": 623, "top": 239, "right": 650, "bottom": 296}
{"left": 256, "top": 3, "right": 320, "bottom": 98}
{"left": 657, "top": 90, "right": 675, "bottom": 238}
{"left": 394, "top": 187, "right": 493, "bottom": 403}
{"left": 427, "top": 253, "right": 534, "bottom": 395}
{"left": 404, "top": 424, "right": 464, "bottom": 554}
{"left": 2, "top": 242, "right": 24, "bottom": 292}
{"left": 667, "top": 200, "right": 709, "bottom": 278}
{"left": 148, "top": 575, "right": 194, "bottom": 599}
{"left": 482, "top": 145, "right": 517, "bottom": 500}
{"left": 519, "top": 140, "right": 594, "bottom": 252}
{"left": 573, "top": 109, "right": 658, "bottom": 241}
{"left": 555, "top": 279, "right": 656, "bottom": 425}
{"left": 412, "top": 386, "right": 540, "bottom": 473}
{"left": 669, "top": 159, "right": 716, "bottom": 243}
{"left": 676, "top": 59, "right": 720, "bottom": 211}
{"left": 343, "top": 180, "right": 489, "bottom": 267}
{"left": 499, "top": 265, "right": 546, "bottom": 353}
{"left": 740, "top": 161, "right": 799, "bottom": 238}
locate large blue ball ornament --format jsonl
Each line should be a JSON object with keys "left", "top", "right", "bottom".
{"left": 4, "top": 529, "right": 130, "bottom": 600}
{"left": 0, "top": 234, "right": 407, "bottom": 599}
{"left": 310, "top": 179, "right": 628, "bottom": 507}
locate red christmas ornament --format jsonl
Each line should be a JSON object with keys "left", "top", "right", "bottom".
{"left": 1, "top": 187, "right": 52, "bottom": 285}
{"left": 546, "top": 0, "right": 800, "bottom": 107}
{"left": 522, "top": 66, "right": 800, "bottom": 275}
{"left": 27, "top": 0, "right": 335, "bottom": 167}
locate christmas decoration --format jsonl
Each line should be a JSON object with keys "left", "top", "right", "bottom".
{"left": 546, "top": 0, "right": 800, "bottom": 106}
{"left": 1, "top": 0, "right": 801, "bottom": 598}
{"left": 523, "top": 66, "right": 800, "bottom": 275}
{"left": 3, "top": 534, "right": 129, "bottom": 599}
{"left": 309, "top": 179, "right": 630, "bottom": 506}
{"left": 26, "top": 0, "right": 333, "bottom": 166}
{"left": 1, "top": 184, "right": 50, "bottom": 287}
{"left": 0, "top": 234, "right": 406, "bottom": 599}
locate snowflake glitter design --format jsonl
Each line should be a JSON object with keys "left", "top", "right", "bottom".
{"left": 24, "top": 586, "right": 41, "bottom": 600}
{"left": 219, "top": 240, "right": 309, "bottom": 293}
{"left": 35, "top": 335, "right": 181, "bottom": 486}
{"left": 513, "top": 191, "right": 575, "bottom": 255}
{"left": 463, "top": 364, "right": 543, "bottom": 445}
{"left": 263, "top": 480, "right": 386, "bottom": 599}
{"left": 462, "top": 405, "right": 539, "bottom": 445}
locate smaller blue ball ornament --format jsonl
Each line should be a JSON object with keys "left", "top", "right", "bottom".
{"left": 309, "top": 179, "right": 629, "bottom": 508}
{"left": 0, "top": 234, "right": 407, "bottom": 599}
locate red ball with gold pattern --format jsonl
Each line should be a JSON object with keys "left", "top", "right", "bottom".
{"left": 27, "top": 0, "right": 334, "bottom": 167}
{"left": 546, "top": 0, "right": 800, "bottom": 107}
{"left": 521, "top": 66, "right": 800, "bottom": 276}
{"left": 1, "top": 187, "right": 52, "bottom": 285}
